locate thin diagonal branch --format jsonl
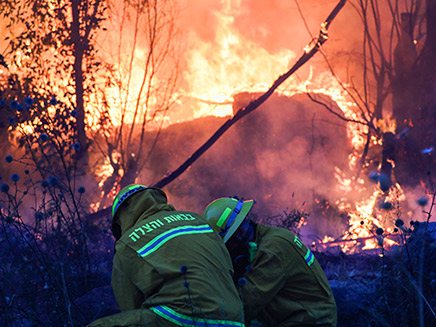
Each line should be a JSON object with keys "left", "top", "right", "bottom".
{"left": 152, "top": 0, "right": 347, "bottom": 189}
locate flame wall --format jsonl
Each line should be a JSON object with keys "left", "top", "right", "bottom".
{"left": 96, "top": 0, "right": 364, "bottom": 124}
{"left": 97, "top": 0, "right": 382, "bottom": 241}
{"left": 172, "top": 0, "right": 363, "bottom": 121}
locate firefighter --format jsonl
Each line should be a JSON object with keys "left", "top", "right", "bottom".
{"left": 203, "top": 197, "right": 337, "bottom": 327}
{"left": 88, "top": 185, "right": 244, "bottom": 327}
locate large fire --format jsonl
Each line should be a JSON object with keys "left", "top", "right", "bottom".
{"left": 1, "top": 0, "right": 410, "bottom": 254}
{"left": 181, "top": 5, "right": 296, "bottom": 119}
{"left": 92, "top": 0, "right": 403, "bottom": 254}
{"left": 167, "top": 1, "right": 401, "bottom": 254}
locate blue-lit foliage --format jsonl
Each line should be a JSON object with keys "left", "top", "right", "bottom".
{"left": 0, "top": 99, "right": 113, "bottom": 326}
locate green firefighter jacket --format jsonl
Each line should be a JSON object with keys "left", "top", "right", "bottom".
{"left": 242, "top": 224, "right": 337, "bottom": 327}
{"left": 90, "top": 189, "right": 244, "bottom": 327}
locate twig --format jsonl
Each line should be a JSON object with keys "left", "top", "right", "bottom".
{"left": 417, "top": 190, "right": 436, "bottom": 326}
{"left": 401, "top": 265, "right": 436, "bottom": 320}
{"left": 306, "top": 92, "right": 367, "bottom": 125}
{"left": 314, "top": 233, "right": 400, "bottom": 247}
{"left": 152, "top": 0, "right": 347, "bottom": 189}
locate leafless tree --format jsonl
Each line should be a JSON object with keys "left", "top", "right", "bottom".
{"left": 308, "top": 0, "right": 436, "bottom": 189}
{"left": 309, "top": 2, "right": 436, "bottom": 325}
{"left": 90, "top": 0, "right": 180, "bottom": 209}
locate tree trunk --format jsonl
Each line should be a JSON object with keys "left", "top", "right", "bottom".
{"left": 416, "top": 0, "right": 436, "bottom": 103}
{"left": 71, "top": 0, "right": 89, "bottom": 171}
{"left": 392, "top": 12, "right": 417, "bottom": 133}
{"left": 390, "top": 5, "right": 436, "bottom": 188}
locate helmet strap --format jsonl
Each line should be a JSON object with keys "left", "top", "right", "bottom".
{"left": 219, "top": 200, "right": 244, "bottom": 237}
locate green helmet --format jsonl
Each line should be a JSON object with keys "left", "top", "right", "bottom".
{"left": 112, "top": 184, "right": 148, "bottom": 218}
{"left": 203, "top": 197, "right": 254, "bottom": 243}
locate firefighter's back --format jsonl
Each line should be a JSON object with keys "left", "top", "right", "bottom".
{"left": 121, "top": 210, "right": 244, "bottom": 326}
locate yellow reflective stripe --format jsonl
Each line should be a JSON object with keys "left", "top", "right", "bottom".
{"left": 137, "top": 225, "right": 213, "bottom": 257}
{"left": 112, "top": 198, "right": 120, "bottom": 213}
{"left": 150, "top": 305, "right": 244, "bottom": 327}
{"left": 217, "top": 207, "right": 232, "bottom": 228}
{"left": 304, "top": 249, "right": 314, "bottom": 266}
{"left": 294, "top": 235, "right": 304, "bottom": 248}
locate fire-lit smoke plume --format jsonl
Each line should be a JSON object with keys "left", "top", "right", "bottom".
{"left": 138, "top": 92, "right": 354, "bottom": 239}
{"left": 90, "top": 0, "right": 432, "bottom": 250}
{"left": 92, "top": 0, "right": 408, "bottom": 250}
{"left": 96, "top": 0, "right": 361, "bottom": 123}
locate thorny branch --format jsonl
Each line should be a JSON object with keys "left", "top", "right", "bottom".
{"left": 400, "top": 265, "right": 436, "bottom": 320}
{"left": 152, "top": 0, "right": 347, "bottom": 189}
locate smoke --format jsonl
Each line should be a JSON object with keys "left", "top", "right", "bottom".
{"left": 94, "top": 0, "right": 377, "bottom": 123}
{"left": 96, "top": 0, "right": 430, "bottom": 240}
{"left": 138, "top": 92, "right": 353, "bottom": 239}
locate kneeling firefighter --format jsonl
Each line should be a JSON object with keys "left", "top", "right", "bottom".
{"left": 203, "top": 197, "right": 337, "bottom": 327}
{"left": 88, "top": 186, "right": 244, "bottom": 327}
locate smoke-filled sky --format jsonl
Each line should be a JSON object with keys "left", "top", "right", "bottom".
{"left": 177, "top": 0, "right": 359, "bottom": 52}
{"left": 173, "top": 0, "right": 363, "bottom": 120}
{"left": 93, "top": 0, "right": 418, "bottom": 126}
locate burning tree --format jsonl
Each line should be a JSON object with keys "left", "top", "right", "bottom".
{"left": 321, "top": 0, "right": 436, "bottom": 189}
{"left": 310, "top": 1, "right": 436, "bottom": 325}
{"left": 0, "top": 0, "right": 181, "bottom": 209}
{"left": 291, "top": 0, "right": 436, "bottom": 253}
{"left": 91, "top": 0, "right": 180, "bottom": 210}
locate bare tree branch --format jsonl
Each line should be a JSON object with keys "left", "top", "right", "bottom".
{"left": 305, "top": 92, "right": 367, "bottom": 125}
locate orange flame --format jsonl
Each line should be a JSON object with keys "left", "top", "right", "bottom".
{"left": 90, "top": 0, "right": 405, "bottom": 253}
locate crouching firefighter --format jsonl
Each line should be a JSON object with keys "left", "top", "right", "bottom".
{"left": 88, "top": 186, "right": 244, "bottom": 327}
{"left": 203, "top": 197, "right": 337, "bottom": 327}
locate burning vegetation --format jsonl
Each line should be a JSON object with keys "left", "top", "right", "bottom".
{"left": 0, "top": 0, "right": 436, "bottom": 326}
